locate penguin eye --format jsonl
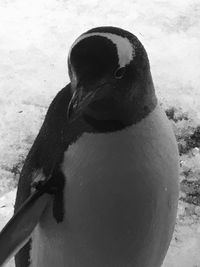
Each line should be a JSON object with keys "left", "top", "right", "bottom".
{"left": 114, "top": 67, "right": 126, "bottom": 79}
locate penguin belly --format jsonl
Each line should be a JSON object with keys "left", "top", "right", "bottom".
{"left": 30, "top": 104, "right": 179, "bottom": 267}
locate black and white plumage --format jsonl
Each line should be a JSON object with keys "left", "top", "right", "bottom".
{"left": 0, "top": 26, "right": 179, "bottom": 267}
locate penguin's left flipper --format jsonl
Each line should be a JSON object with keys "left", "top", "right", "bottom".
{"left": 0, "top": 178, "right": 53, "bottom": 267}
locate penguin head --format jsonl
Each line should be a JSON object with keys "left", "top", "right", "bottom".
{"left": 68, "top": 26, "right": 157, "bottom": 131}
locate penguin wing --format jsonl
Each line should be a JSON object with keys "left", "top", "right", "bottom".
{"left": 0, "top": 188, "right": 51, "bottom": 267}
{"left": 0, "top": 84, "right": 73, "bottom": 267}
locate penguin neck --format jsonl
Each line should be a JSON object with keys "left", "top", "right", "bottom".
{"left": 82, "top": 76, "right": 157, "bottom": 133}
{"left": 65, "top": 102, "right": 172, "bottom": 159}
{"left": 81, "top": 96, "right": 157, "bottom": 135}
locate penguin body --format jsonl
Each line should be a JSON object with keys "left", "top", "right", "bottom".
{"left": 30, "top": 104, "right": 178, "bottom": 267}
{"left": 0, "top": 26, "right": 179, "bottom": 267}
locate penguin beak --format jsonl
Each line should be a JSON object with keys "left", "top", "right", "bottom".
{"left": 67, "top": 82, "right": 113, "bottom": 122}
{"left": 67, "top": 88, "right": 94, "bottom": 121}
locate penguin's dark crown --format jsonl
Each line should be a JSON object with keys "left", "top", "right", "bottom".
{"left": 67, "top": 26, "right": 157, "bottom": 130}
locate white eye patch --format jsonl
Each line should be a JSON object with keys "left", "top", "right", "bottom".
{"left": 69, "top": 32, "right": 135, "bottom": 68}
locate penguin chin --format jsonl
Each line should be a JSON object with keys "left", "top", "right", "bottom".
{"left": 83, "top": 113, "right": 127, "bottom": 132}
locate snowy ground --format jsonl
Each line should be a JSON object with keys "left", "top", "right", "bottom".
{"left": 0, "top": 0, "right": 200, "bottom": 266}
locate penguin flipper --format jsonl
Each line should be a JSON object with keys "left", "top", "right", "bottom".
{"left": 0, "top": 188, "right": 51, "bottom": 267}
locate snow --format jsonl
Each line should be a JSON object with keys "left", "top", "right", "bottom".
{"left": 0, "top": 0, "right": 200, "bottom": 266}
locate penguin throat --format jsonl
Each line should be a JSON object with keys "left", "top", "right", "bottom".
{"left": 83, "top": 113, "right": 127, "bottom": 132}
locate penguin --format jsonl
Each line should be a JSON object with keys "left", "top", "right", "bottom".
{"left": 0, "top": 26, "right": 179, "bottom": 267}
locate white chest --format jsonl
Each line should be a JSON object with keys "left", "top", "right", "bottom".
{"left": 30, "top": 104, "right": 179, "bottom": 267}
{"left": 61, "top": 104, "right": 177, "bottom": 196}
